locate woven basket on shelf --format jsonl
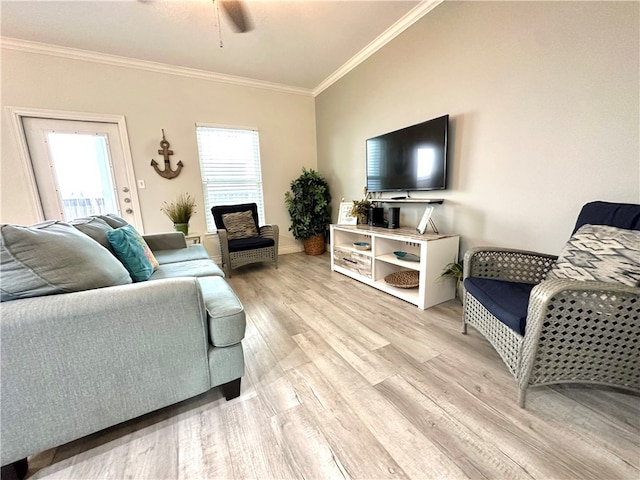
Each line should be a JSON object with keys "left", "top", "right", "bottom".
{"left": 303, "top": 233, "right": 326, "bottom": 255}
{"left": 384, "top": 270, "right": 419, "bottom": 289}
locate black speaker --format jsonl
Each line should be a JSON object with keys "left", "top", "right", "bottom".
{"left": 387, "top": 207, "right": 400, "bottom": 229}
{"left": 369, "top": 207, "right": 385, "bottom": 227}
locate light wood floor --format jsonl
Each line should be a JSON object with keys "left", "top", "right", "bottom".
{"left": 29, "top": 252, "right": 639, "bottom": 479}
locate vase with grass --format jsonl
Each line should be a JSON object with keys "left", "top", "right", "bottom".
{"left": 161, "top": 193, "right": 196, "bottom": 235}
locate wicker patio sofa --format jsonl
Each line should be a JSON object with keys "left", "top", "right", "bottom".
{"left": 462, "top": 201, "right": 640, "bottom": 407}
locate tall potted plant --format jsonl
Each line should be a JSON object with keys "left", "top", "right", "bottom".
{"left": 284, "top": 168, "right": 332, "bottom": 255}
{"left": 161, "top": 192, "right": 196, "bottom": 235}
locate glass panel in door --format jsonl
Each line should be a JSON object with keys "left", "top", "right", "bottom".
{"left": 46, "top": 132, "right": 119, "bottom": 219}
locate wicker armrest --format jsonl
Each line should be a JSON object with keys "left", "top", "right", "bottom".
{"left": 463, "top": 247, "right": 558, "bottom": 284}
{"left": 519, "top": 279, "right": 640, "bottom": 400}
{"left": 259, "top": 224, "right": 278, "bottom": 240}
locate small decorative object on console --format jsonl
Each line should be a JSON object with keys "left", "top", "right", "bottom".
{"left": 353, "top": 242, "right": 371, "bottom": 250}
{"left": 393, "top": 251, "right": 420, "bottom": 262}
{"left": 338, "top": 202, "right": 357, "bottom": 225}
{"left": 417, "top": 206, "right": 435, "bottom": 234}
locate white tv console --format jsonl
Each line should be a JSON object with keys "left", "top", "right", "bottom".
{"left": 330, "top": 224, "right": 460, "bottom": 310}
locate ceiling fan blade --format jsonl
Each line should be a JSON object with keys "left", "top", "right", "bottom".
{"left": 220, "top": 0, "right": 252, "bottom": 33}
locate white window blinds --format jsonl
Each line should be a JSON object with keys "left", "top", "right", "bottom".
{"left": 196, "top": 125, "right": 265, "bottom": 232}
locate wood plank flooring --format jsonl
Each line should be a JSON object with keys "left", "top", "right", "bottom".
{"left": 28, "top": 252, "right": 640, "bottom": 479}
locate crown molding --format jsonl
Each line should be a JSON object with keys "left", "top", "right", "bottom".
{"left": 312, "top": 0, "right": 445, "bottom": 96}
{"left": 2, "top": 1, "right": 442, "bottom": 99}
{"left": 0, "top": 36, "right": 314, "bottom": 97}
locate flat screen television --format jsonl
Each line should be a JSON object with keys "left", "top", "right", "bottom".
{"left": 366, "top": 114, "right": 449, "bottom": 193}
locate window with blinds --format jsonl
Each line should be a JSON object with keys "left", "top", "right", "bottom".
{"left": 196, "top": 125, "right": 265, "bottom": 232}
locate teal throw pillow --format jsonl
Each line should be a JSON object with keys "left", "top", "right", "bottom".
{"left": 107, "top": 224, "right": 155, "bottom": 282}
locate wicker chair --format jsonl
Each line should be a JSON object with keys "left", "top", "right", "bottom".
{"left": 211, "top": 203, "right": 278, "bottom": 277}
{"left": 462, "top": 201, "right": 640, "bottom": 407}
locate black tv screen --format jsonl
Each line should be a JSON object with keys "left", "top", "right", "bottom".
{"left": 366, "top": 114, "right": 449, "bottom": 192}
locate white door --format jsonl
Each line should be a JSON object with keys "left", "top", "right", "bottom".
{"left": 22, "top": 117, "right": 141, "bottom": 226}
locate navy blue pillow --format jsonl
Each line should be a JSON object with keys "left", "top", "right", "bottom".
{"left": 573, "top": 201, "right": 640, "bottom": 234}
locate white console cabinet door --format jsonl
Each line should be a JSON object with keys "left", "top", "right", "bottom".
{"left": 330, "top": 225, "right": 459, "bottom": 310}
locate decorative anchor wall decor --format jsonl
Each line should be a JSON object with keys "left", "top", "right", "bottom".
{"left": 150, "top": 129, "right": 184, "bottom": 179}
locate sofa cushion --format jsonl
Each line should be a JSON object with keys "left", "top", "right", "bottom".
{"left": 222, "top": 211, "right": 259, "bottom": 240}
{"left": 0, "top": 221, "right": 131, "bottom": 301}
{"left": 464, "top": 277, "right": 535, "bottom": 336}
{"left": 69, "top": 216, "right": 115, "bottom": 253}
{"left": 228, "top": 236, "right": 275, "bottom": 253}
{"left": 149, "top": 259, "right": 225, "bottom": 280}
{"left": 547, "top": 224, "right": 640, "bottom": 287}
{"left": 198, "top": 276, "right": 246, "bottom": 347}
{"left": 97, "top": 213, "right": 129, "bottom": 229}
{"left": 152, "top": 245, "right": 211, "bottom": 265}
{"left": 107, "top": 225, "right": 159, "bottom": 281}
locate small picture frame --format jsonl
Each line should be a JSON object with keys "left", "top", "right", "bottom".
{"left": 337, "top": 202, "right": 357, "bottom": 225}
{"left": 416, "top": 206, "right": 434, "bottom": 234}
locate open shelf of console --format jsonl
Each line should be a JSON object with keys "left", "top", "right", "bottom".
{"left": 330, "top": 224, "right": 459, "bottom": 309}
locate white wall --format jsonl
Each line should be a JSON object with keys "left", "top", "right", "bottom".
{"left": 1, "top": 47, "right": 317, "bottom": 254}
{"left": 316, "top": 1, "right": 640, "bottom": 256}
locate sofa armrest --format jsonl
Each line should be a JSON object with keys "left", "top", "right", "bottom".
{"left": 0, "top": 278, "right": 209, "bottom": 465}
{"left": 517, "top": 279, "right": 640, "bottom": 405}
{"left": 143, "top": 232, "right": 187, "bottom": 251}
{"left": 464, "top": 246, "right": 557, "bottom": 284}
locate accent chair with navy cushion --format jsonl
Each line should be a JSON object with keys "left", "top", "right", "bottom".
{"left": 211, "top": 203, "right": 279, "bottom": 277}
{"left": 462, "top": 201, "right": 640, "bottom": 407}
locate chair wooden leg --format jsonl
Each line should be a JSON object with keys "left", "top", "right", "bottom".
{"left": 1, "top": 458, "right": 28, "bottom": 480}
{"left": 222, "top": 378, "right": 241, "bottom": 400}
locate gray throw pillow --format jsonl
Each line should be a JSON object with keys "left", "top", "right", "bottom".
{"left": 69, "top": 216, "right": 115, "bottom": 253}
{"left": 222, "top": 211, "right": 259, "bottom": 240}
{"left": 97, "top": 214, "right": 129, "bottom": 229}
{"left": 546, "top": 224, "right": 640, "bottom": 286}
{"left": 0, "top": 221, "right": 132, "bottom": 301}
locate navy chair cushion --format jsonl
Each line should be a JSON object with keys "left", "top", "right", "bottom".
{"left": 573, "top": 201, "right": 640, "bottom": 234}
{"left": 464, "top": 277, "right": 535, "bottom": 336}
{"left": 228, "top": 236, "right": 275, "bottom": 253}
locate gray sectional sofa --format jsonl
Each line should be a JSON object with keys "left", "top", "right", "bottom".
{"left": 0, "top": 214, "right": 246, "bottom": 478}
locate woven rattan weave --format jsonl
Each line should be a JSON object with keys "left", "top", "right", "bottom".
{"left": 462, "top": 246, "right": 640, "bottom": 408}
{"left": 217, "top": 224, "right": 279, "bottom": 278}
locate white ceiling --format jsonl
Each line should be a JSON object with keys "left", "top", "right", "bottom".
{"left": 1, "top": 0, "right": 439, "bottom": 93}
